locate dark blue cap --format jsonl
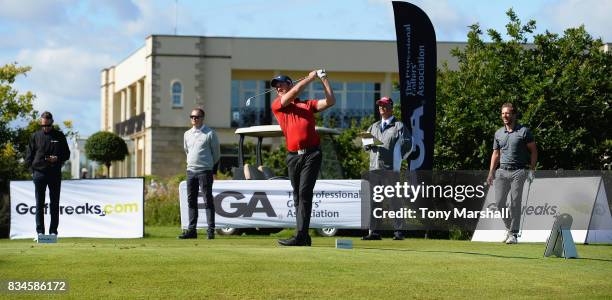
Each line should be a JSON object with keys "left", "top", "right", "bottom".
{"left": 270, "top": 75, "right": 293, "bottom": 88}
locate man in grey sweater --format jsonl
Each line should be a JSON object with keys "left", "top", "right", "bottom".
{"left": 178, "top": 108, "right": 220, "bottom": 239}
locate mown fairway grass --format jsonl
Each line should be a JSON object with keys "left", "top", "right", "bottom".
{"left": 1, "top": 226, "right": 611, "bottom": 299}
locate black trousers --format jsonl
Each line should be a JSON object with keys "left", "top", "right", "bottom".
{"left": 33, "top": 171, "right": 61, "bottom": 234}
{"left": 186, "top": 170, "right": 215, "bottom": 231}
{"left": 363, "top": 169, "right": 403, "bottom": 233}
{"left": 287, "top": 149, "right": 322, "bottom": 238}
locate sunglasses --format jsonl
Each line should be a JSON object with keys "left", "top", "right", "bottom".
{"left": 41, "top": 124, "right": 53, "bottom": 128}
{"left": 190, "top": 115, "right": 202, "bottom": 120}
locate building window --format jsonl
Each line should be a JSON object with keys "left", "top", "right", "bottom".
{"left": 231, "top": 80, "right": 271, "bottom": 127}
{"left": 230, "top": 79, "right": 380, "bottom": 128}
{"left": 306, "top": 81, "right": 380, "bottom": 128}
{"left": 391, "top": 82, "right": 400, "bottom": 109}
{"left": 171, "top": 81, "right": 182, "bottom": 108}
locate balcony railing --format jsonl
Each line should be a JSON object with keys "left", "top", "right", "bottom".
{"left": 115, "top": 113, "right": 145, "bottom": 136}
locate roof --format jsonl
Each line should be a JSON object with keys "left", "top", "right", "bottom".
{"left": 234, "top": 125, "right": 341, "bottom": 138}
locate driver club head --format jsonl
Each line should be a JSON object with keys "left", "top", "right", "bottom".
{"left": 244, "top": 75, "right": 305, "bottom": 107}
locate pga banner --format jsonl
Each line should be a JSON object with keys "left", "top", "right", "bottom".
{"left": 179, "top": 180, "right": 362, "bottom": 229}
{"left": 10, "top": 178, "right": 144, "bottom": 239}
{"left": 393, "top": 1, "right": 436, "bottom": 170}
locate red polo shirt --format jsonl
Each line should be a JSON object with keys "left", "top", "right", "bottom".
{"left": 272, "top": 96, "right": 320, "bottom": 152}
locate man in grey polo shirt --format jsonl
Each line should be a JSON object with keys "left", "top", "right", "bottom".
{"left": 487, "top": 103, "right": 537, "bottom": 244}
{"left": 178, "top": 107, "right": 220, "bottom": 240}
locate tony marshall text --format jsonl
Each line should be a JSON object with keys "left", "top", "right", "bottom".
{"left": 373, "top": 207, "right": 509, "bottom": 220}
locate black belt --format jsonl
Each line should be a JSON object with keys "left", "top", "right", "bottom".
{"left": 288, "top": 146, "right": 320, "bottom": 155}
{"left": 500, "top": 165, "right": 525, "bottom": 171}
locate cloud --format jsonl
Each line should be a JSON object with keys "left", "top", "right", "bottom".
{"left": 0, "top": 0, "right": 76, "bottom": 24}
{"left": 540, "top": 0, "right": 612, "bottom": 41}
{"left": 30, "top": 91, "right": 100, "bottom": 138}
{"left": 367, "top": 0, "right": 475, "bottom": 41}
{"left": 14, "top": 46, "right": 114, "bottom": 136}
{"left": 16, "top": 47, "right": 115, "bottom": 97}
{"left": 123, "top": 0, "right": 177, "bottom": 36}
{"left": 190, "top": 0, "right": 396, "bottom": 40}
{"left": 100, "top": 0, "right": 141, "bottom": 20}
{"left": 1, "top": 1, "right": 148, "bottom": 135}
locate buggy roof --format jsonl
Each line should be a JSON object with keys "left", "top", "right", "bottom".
{"left": 234, "top": 125, "right": 340, "bottom": 138}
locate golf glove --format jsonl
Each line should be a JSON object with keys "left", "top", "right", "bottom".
{"left": 316, "top": 69, "right": 327, "bottom": 79}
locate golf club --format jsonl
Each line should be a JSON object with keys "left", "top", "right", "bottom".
{"left": 518, "top": 173, "right": 534, "bottom": 238}
{"left": 245, "top": 76, "right": 307, "bottom": 106}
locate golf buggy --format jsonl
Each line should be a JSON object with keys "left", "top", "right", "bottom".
{"left": 216, "top": 124, "right": 347, "bottom": 237}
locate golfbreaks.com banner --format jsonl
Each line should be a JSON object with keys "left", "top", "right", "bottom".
{"left": 10, "top": 178, "right": 144, "bottom": 239}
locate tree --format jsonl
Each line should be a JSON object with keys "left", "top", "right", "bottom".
{"left": 85, "top": 131, "right": 129, "bottom": 177}
{"left": 0, "top": 63, "right": 78, "bottom": 237}
{"left": 436, "top": 9, "right": 611, "bottom": 170}
{"left": 0, "top": 63, "right": 37, "bottom": 237}
{"left": 0, "top": 64, "right": 37, "bottom": 184}
{"left": 332, "top": 118, "right": 372, "bottom": 179}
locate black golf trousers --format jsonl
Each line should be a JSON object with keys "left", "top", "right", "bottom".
{"left": 286, "top": 148, "right": 322, "bottom": 238}
{"left": 33, "top": 170, "right": 62, "bottom": 235}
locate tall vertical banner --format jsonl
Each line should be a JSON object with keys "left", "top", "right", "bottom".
{"left": 392, "top": 1, "right": 436, "bottom": 170}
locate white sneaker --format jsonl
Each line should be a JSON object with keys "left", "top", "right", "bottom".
{"left": 33, "top": 234, "right": 42, "bottom": 242}
{"left": 502, "top": 231, "right": 511, "bottom": 243}
{"left": 505, "top": 234, "right": 518, "bottom": 244}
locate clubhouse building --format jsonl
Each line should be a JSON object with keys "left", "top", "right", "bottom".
{"left": 100, "top": 35, "right": 465, "bottom": 177}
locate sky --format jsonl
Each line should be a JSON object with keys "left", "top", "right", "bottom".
{"left": 1, "top": 0, "right": 610, "bottom": 136}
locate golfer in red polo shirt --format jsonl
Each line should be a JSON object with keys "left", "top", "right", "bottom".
{"left": 271, "top": 70, "right": 336, "bottom": 246}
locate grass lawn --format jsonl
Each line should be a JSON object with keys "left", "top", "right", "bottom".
{"left": 1, "top": 226, "right": 611, "bottom": 299}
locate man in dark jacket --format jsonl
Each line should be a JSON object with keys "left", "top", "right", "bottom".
{"left": 25, "top": 111, "right": 70, "bottom": 237}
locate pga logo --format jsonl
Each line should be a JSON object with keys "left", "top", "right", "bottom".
{"left": 410, "top": 106, "right": 425, "bottom": 170}
{"left": 206, "top": 191, "right": 277, "bottom": 218}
